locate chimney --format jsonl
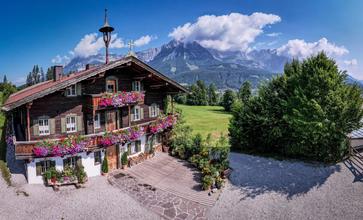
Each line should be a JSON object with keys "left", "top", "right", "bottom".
{"left": 53, "top": 65, "right": 63, "bottom": 81}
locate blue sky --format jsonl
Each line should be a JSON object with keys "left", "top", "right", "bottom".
{"left": 1, "top": 0, "right": 363, "bottom": 84}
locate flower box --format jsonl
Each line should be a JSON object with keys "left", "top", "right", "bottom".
{"left": 99, "top": 91, "right": 145, "bottom": 108}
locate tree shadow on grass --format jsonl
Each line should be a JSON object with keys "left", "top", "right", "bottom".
{"left": 209, "top": 109, "right": 231, "bottom": 116}
{"left": 228, "top": 152, "right": 341, "bottom": 200}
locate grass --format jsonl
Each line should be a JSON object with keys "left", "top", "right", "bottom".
{"left": 0, "top": 160, "right": 11, "bottom": 186}
{"left": 176, "top": 104, "right": 232, "bottom": 138}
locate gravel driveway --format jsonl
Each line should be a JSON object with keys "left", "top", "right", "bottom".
{"left": 0, "top": 175, "right": 160, "bottom": 220}
{"left": 208, "top": 153, "right": 363, "bottom": 220}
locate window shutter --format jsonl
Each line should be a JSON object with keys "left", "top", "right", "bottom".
{"left": 127, "top": 144, "right": 131, "bottom": 155}
{"left": 33, "top": 119, "right": 39, "bottom": 136}
{"left": 50, "top": 160, "right": 56, "bottom": 168}
{"left": 76, "top": 83, "right": 82, "bottom": 96}
{"left": 76, "top": 156, "right": 82, "bottom": 167}
{"left": 137, "top": 142, "right": 141, "bottom": 152}
{"left": 132, "top": 81, "right": 135, "bottom": 91}
{"left": 36, "top": 162, "right": 42, "bottom": 176}
{"left": 141, "top": 107, "right": 144, "bottom": 119}
{"left": 61, "top": 118, "right": 66, "bottom": 133}
{"left": 157, "top": 105, "right": 160, "bottom": 116}
{"left": 49, "top": 118, "right": 56, "bottom": 135}
{"left": 149, "top": 106, "right": 152, "bottom": 117}
{"left": 140, "top": 82, "right": 144, "bottom": 91}
{"left": 130, "top": 107, "right": 135, "bottom": 122}
{"left": 63, "top": 158, "right": 68, "bottom": 168}
{"left": 77, "top": 115, "right": 84, "bottom": 132}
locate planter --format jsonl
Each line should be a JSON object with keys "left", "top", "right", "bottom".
{"left": 162, "top": 146, "right": 170, "bottom": 153}
{"left": 101, "top": 172, "right": 108, "bottom": 176}
{"left": 122, "top": 164, "right": 127, "bottom": 169}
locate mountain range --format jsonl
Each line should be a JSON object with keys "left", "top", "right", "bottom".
{"left": 64, "top": 40, "right": 362, "bottom": 89}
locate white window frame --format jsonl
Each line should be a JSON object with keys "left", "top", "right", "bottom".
{"left": 64, "top": 156, "right": 77, "bottom": 168}
{"left": 94, "top": 113, "right": 101, "bottom": 129}
{"left": 132, "top": 106, "right": 141, "bottom": 121}
{"left": 41, "top": 160, "right": 52, "bottom": 175}
{"left": 66, "top": 115, "right": 77, "bottom": 133}
{"left": 150, "top": 103, "right": 159, "bottom": 117}
{"left": 38, "top": 117, "right": 50, "bottom": 136}
{"left": 132, "top": 81, "right": 141, "bottom": 92}
{"left": 66, "top": 84, "right": 77, "bottom": 97}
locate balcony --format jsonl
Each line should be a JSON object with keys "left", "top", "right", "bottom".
{"left": 13, "top": 114, "right": 177, "bottom": 159}
{"left": 86, "top": 91, "right": 145, "bottom": 111}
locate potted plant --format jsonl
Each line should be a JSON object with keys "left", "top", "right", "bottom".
{"left": 101, "top": 156, "right": 109, "bottom": 175}
{"left": 202, "top": 175, "right": 214, "bottom": 191}
{"left": 75, "top": 165, "right": 88, "bottom": 184}
{"left": 149, "top": 147, "right": 155, "bottom": 158}
{"left": 121, "top": 152, "right": 128, "bottom": 169}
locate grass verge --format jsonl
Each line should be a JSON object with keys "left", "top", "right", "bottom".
{"left": 0, "top": 160, "right": 11, "bottom": 186}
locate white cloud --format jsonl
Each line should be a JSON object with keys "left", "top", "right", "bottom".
{"left": 73, "top": 33, "right": 125, "bottom": 57}
{"left": 51, "top": 54, "right": 71, "bottom": 64}
{"left": 266, "top": 32, "right": 281, "bottom": 37}
{"left": 276, "top": 38, "right": 348, "bottom": 59}
{"left": 13, "top": 76, "right": 26, "bottom": 85}
{"left": 343, "top": 59, "right": 358, "bottom": 66}
{"left": 169, "top": 12, "right": 281, "bottom": 52}
{"left": 134, "top": 35, "right": 157, "bottom": 47}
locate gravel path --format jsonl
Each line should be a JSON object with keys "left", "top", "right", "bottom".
{"left": 0, "top": 175, "right": 160, "bottom": 220}
{"left": 208, "top": 153, "right": 363, "bottom": 220}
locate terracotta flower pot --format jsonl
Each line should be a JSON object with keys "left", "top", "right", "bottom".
{"left": 162, "top": 146, "right": 170, "bottom": 153}
{"left": 122, "top": 164, "right": 127, "bottom": 169}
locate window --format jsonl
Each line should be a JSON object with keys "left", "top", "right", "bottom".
{"left": 106, "top": 77, "right": 118, "bottom": 93}
{"left": 128, "top": 141, "right": 141, "bottom": 155}
{"left": 132, "top": 106, "right": 141, "bottom": 121}
{"left": 66, "top": 116, "right": 77, "bottom": 133}
{"left": 36, "top": 160, "right": 55, "bottom": 176}
{"left": 94, "top": 113, "right": 101, "bottom": 129}
{"left": 132, "top": 81, "right": 141, "bottom": 91}
{"left": 66, "top": 84, "right": 76, "bottom": 96}
{"left": 38, "top": 118, "right": 50, "bottom": 136}
{"left": 94, "top": 151, "right": 101, "bottom": 165}
{"left": 150, "top": 103, "right": 159, "bottom": 117}
{"left": 63, "top": 156, "right": 77, "bottom": 168}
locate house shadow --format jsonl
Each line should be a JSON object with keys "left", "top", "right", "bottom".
{"left": 228, "top": 153, "right": 341, "bottom": 200}
{"left": 176, "top": 158, "right": 205, "bottom": 192}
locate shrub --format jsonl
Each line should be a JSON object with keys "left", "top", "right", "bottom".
{"left": 75, "top": 165, "right": 87, "bottom": 184}
{"left": 201, "top": 175, "right": 214, "bottom": 190}
{"left": 229, "top": 53, "right": 363, "bottom": 162}
{"left": 0, "top": 160, "right": 11, "bottom": 186}
{"left": 101, "top": 155, "right": 109, "bottom": 173}
{"left": 121, "top": 152, "right": 128, "bottom": 166}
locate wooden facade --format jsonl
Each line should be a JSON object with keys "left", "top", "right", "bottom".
{"left": 3, "top": 56, "right": 187, "bottom": 160}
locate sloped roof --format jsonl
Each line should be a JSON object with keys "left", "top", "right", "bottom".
{"left": 2, "top": 56, "right": 188, "bottom": 111}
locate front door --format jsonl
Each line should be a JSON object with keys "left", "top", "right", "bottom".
{"left": 106, "top": 110, "right": 117, "bottom": 131}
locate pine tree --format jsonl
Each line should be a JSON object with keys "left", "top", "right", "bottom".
{"left": 3, "top": 75, "right": 7, "bottom": 83}
{"left": 26, "top": 72, "right": 32, "bottom": 86}
{"left": 40, "top": 67, "right": 45, "bottom": 82}
{"left": 238, "top": 81, "right": 252, "bottom": 104}
{"left": 208, "top": 83, "right": 218, "bottom": 106}
{"left": 46, "top": 67, "right": 53, "bottom": 81}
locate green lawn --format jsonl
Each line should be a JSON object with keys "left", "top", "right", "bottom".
{"left": 176, "top": 104, "right": 232, "bottom": 138}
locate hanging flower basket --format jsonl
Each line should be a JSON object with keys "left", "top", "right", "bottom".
{"left": 149, "top": 115, "right": 176, "bottom": 134}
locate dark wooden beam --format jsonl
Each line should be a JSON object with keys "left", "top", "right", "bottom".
{"left": 26, "top": 102, "right": 32, "bottom": 141}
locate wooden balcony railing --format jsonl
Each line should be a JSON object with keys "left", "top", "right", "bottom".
{"left": 86, "top": 91, "right": 145, "bottom": 110}
{"left": 13, "top": 115, "right": 175, "bottom": 160}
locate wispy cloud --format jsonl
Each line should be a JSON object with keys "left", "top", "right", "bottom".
{"left": 169, "top": 12, "right": 281, "bottom": 52}
{"left": 266, "top": 32, "right": 281, "bottom": 37}
{"left": 134, "top": 35, "right": 157, "bottom": 47}
{"left": 343, "top": 59, "right": 358, "bottom": 66}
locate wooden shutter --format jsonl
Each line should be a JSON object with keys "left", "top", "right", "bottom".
{"left": 76, "top": 156, "right": 82, "bottom": 167}
{"left": 137, "top": 141, "right": 141, "bottom": 152}
{"left": 131, "top": 81, "right": 135, "bottom": 91}
{"left": 36, "top": 162, "right": 42, "bottom": 176}
{"left": 76, "top": 83, "right": 82, "bottom": 96}
{"left": 61, "top": 118, "right": 66, "bottom": 133}
{"left": 156, "top": 105, "right": 160, "bottom": 116}
{"left": 130, "top": 107, "right": 135, "bottom": 122}
{"left": 127, "top": 144, "right": 131, "bottom": 155}
{"left": 148, "top": 106, "right": 152, "bottom": 117}
{"left": 63, "top": 158, "right": 69, "bottom": 168}
{"left": 140, "top": 82, "right": 144, "bottom": 91}
{"left": 77, "top": 115, "right": 84, "bottom": 132}
{"left": 140, "top": 107, "right": 144, "bottom": 119}
{"left": 49, "top": 118, "right": 56, "bottom": 135}
{"left": 33, "top": 119, "right": 39, "bottom": 136}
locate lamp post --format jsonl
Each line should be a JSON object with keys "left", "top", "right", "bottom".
{"left": 99, "top": 9, "right": 114, "bottom": 64}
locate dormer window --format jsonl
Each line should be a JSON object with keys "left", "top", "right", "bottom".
{"left": 132, "top": 81, "right": 141, "bottom": 91}
{"left": 66, "top": 84, "right": 76, "bottom": 97}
